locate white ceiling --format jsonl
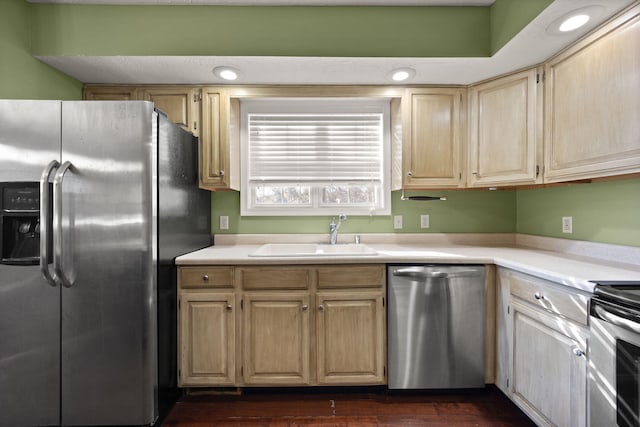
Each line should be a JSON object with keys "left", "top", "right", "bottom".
{"left": 33, "top": 0, "right": 636, "bottom": 85}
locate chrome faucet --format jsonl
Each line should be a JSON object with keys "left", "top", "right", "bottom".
{"left": 329, "top": 214, "right": 347, "bottom": 245}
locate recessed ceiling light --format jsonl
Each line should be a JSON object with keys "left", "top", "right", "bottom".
{"left": 546, "top": 6, "right": 604, "bottom": 35}
{"left": 213, "top": 66, "right": 239, "bottom": 81}
{"left": 559, "top": 14, "right": 590, "bottom": 32}
{"left": 389, "top": 68, "right": 416, "bottom": 82}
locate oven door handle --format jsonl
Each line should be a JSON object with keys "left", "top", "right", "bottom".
{"left": 593, "top": 304, "right": 640, "bottom": 335}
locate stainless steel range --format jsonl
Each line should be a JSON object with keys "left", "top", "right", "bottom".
{"left": 590, "top": 281, "right": 640, "bottom": 427}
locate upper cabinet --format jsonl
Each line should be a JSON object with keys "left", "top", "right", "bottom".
{"left": 544, "top": 4, "right": 640, "bottom": 183}
{"left": 140, "top": 87, "right": 199, "bottom": 136}
{"left": 84, "top": 86, "right": 138, "bottom": 100}
{"left": 199, "top": 87, "right": 234, "bottom": 190}
{"left": 402, "top": 88, "right": 465, "bottom": 189}
{"left": 468, "top": 68, "right": 543, "bottom": 187}
{"left": 84, "top": 85, "right": 199, "bottom": 136}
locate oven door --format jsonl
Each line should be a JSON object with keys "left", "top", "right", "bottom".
{"left": 590, "top": 299, "right": 640, "bottom": 427}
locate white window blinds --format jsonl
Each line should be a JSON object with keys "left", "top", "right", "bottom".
{"left": 248, "top": 113, "right": 384, "bottom": 183}
{"left": 240, "top": 97, "right": 391, "bottom": 216}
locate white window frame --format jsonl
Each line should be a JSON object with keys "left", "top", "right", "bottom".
{"left": 240, "top": 97, "right": 391, "bottom": 216}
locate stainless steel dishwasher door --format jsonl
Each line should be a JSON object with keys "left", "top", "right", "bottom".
{"left": 387, "top": 265, "right": 486, "bottom": 389}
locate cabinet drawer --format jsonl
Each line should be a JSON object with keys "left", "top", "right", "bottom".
{"left": 240, "top": 267, "right": 310, "bottom": 290}
{"left": 179, "top": 267, "right": 234, "bottom": 289}
{"left": 509, "top": 272, "right": 589, "bottom": 325}
{"left": 317, "top": 265, "right": 385, "bottom": 288}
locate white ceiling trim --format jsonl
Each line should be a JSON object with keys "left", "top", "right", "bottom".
{"left": 34, "top": 0, "right": 635, "bottom": 85}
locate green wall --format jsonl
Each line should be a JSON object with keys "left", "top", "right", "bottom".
{"left": 211, "top": 178, "right": 640, "bottom": 248}
{"left": 517, "top": 178, "right": 640, "bottom": 247}
{"left": 0, "top": 0, "right": 82, "bottom": 99}
{"left": 30, "top": 4, "right": 491, "bottom": 58}
{"left": 489, "top": 0, "right": 553, "bottom": 55}
{"left": 212, "top": 189, "right": 517, "bottom": 235}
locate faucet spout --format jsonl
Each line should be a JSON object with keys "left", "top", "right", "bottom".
{"left": 329, "top": 214, "right": 347, "bottom": 245}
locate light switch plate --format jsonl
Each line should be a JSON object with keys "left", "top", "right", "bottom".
{"left": 562, "top": 216, "right": 572, "bottom": 234}
{"left": 393, "top": 215, "right": 403, "bottom": 229}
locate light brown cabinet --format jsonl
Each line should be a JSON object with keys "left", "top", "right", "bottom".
{"left": 496, "top": 268, "right": 590, "bottom": 427}
{"left": 178, "top": 292, "right": 236, "bottom": 386}
{"left": 83, "top": 85, "right": 138, "bottom": 100}
{"left": 177, "top": 266, "right": 236, "bottom": 387}
{"left": 402, "top": 87, "right": 465, "bottom": 189}
{"left": 84, "top": 85, "right": 199, "bottom": 136}
{"left": 178, "top": 264, "right": 386, "bottom": 387}
{"left": 140, "top": 87, "right": 199, "bottom": 136}
{"left": 316, "top": 291, "right": 385, "bottom": 385}
{"left": 468, "top": 68, "right": 542, "bottom": 187}
{"left": 544, "top": 4, "right": 640, "bottom": 182}
{"left": 199, "top": 87, "right": 232, "bottom": 190}
{"left": 242, "top": 292, "right": 311, "bottom": 385}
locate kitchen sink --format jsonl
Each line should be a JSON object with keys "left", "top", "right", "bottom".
{"left": 249, "top": 243, "right": 377, "bottom": 257}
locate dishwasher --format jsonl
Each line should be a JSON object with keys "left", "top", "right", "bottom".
{"left": 387, "top": 264, "right": 486, "bottom": 389}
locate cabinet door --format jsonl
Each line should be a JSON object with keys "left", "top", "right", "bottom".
{"left": 468, "top": 69, "right": 542, "bottom": 187}
{"left": 316, "top": 291, "right": 385, "bottom": 385}
{"left": 140, "top": 87, "right": 199, "bottom": 136}
{"left": 544, "top": 5, "right": 640, "bottom": 182}
{"left": 83, "top": 86, "right": 138, "bottom": 100}
{"left": 200, "top": 87, "right": 231, "bottom": 190}
{"left": 494, "top": 268, "right": 512, "bottom": 395}
{"left": 403, "top": 88, "right": 464, "bottom": 188}
{"left": 178, "top": 292, "right": 235, "bottom": 386}
{"left": 511, "top": 301, "right": 587, "bottom": 427}
{"left": 242, "top": 292, "right": 310, "bottom": 385}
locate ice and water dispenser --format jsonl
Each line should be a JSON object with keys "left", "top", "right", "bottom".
{"left": 0, "top": 183, "right": 43, "bottom": 265}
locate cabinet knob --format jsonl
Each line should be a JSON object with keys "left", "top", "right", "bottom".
{"left": 301, "top": 304, "right": 309, "bottom": 311}
{"left": 573, "top": 348, "right": 585, "bottom": 357}
{"left": 318, "top": 304, "right": 324, "bottom": 311}
{"left": 407, "top": 171, "right": 413, "bottom": 177}
{"left": 219, "top": 170, "right": 225, "bottom": 176}
{"left": 202, "top": 274, "right": 209, "bottom": 281}
{"left": 472, "top": 171, "right": 479, "bottom": 176}
{"left": 226, "top": 304, "right": 232, "bottom": 311}
{"left": 534, "top": 292, "right": 545, "bottom": 300}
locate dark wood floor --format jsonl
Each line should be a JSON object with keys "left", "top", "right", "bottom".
{"left": 161, "top": 386, "right": 536, "bottom": 426}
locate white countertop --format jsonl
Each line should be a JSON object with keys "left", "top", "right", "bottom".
{"left": 176, "top": 241, "right": 640, "bottom": 293}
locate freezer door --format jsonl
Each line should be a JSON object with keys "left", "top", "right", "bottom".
{"left": 156, "top": 113, "right": 211, "bottom": 390}
{"left": 58, "top": 101, "right": 157, "bottom": 426}
{"left": 0, "top": 100, "right": 61, "bottom": 427}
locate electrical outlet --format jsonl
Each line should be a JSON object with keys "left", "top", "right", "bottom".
{"left": 219, "top": 215, "right": 229, "bottom": 230}
{"left": 562, "top": 216, "right": 572, "bottom": 234}
{"left": 393, "top": 215, "right": 403, "bottom": 230}
{"left": 420, "top": 214, "right": 430, "bottom": 229}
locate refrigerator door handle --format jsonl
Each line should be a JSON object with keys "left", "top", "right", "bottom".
{"left": 40, "top": 160, "right": 60, "bottom": 286}
{"left": 53, "top": 161, "right": 74, "bottom": 288}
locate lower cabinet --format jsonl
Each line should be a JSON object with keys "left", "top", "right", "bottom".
{"left": 178, "top": 292, "right": 236, "bottom": 386}
{"left": 316, "top": 291, "right": 385, "bottom": 385}
{"left": 242, "top": 292, "right": 311, "bottom": 385}
{"left": 511, "top": 301, "right": 588, "bottom": 427}
{"left": 178, "top": 264, "right": 386, "bottom": 387}
{"left": 496, "top": 268, "right": 590, "bottom": 427}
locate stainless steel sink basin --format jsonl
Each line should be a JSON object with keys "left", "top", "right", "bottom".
{"left": 249, "top": 243, "right": 377, "bottom": 257}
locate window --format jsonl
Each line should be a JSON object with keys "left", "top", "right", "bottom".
{"left": 240, "top": 98, "right": 391, "bottom": 216}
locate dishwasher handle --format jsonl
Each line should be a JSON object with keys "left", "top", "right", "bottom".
{"left": 391, "top": 267, "right": 484, "bottom": 280}
{"left": 392, "top": 268, "right": 448, "bottom": 280}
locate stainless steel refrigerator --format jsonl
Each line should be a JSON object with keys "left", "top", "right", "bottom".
{"left": 0, "top": 100, "right": 211, "bottom": 426}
